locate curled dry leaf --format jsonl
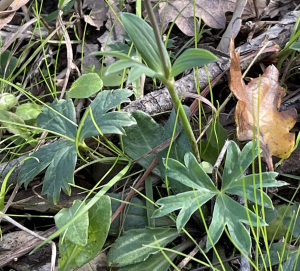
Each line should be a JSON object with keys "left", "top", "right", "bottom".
{"left": 229, "top": 37, "right": 298, "bottom": 171}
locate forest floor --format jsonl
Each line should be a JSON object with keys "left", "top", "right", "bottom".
{"left": 1, "top": 0, "right": 300, "bottom": 270}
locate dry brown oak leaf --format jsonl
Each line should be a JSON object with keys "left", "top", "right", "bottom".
{"left": 229, "top": 38, "right": 298, "bottom": 171}
{"left": 152, "top": 0, "right": 252, "bottom": 36}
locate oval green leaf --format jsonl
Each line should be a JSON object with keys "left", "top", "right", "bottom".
{"left": 16, "top": 103, "right": 42, "bottom": 122}
{"left": 68, "top": 73, "right": 103, "bottom": 98}
{"left": 100, "top": 67, "right": 124, "bottom": 87}
{"left": 55, "top": 200, "right": 89, "bottom": 246}
{"left": 170, "top": 48, "right": 218, "bottom": 77}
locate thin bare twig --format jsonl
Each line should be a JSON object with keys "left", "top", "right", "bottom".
{"left": 111, "top": 157, "right": 158, "bottom": 223}
{"left": 175, "top": 236, "right": 207, "bottom": 270}
{"left": 57, "top": 10, "right": 73, "bottom": 99}
{"left": 212, "top": 140, "right": 230, "bottom": 187}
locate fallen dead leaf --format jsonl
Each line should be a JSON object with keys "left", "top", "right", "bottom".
{"left": 151, "top": 0, "right": 252, "bottom": 36}
{"left": 229, "top": 37, "right": 298, "bottom": 171}
{"left": 0, "top": 0, "right": 29, "bottom": 29}
{"left": 83, "top": 0, "right": 109, "bottom": 30}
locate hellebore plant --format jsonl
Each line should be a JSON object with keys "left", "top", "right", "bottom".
{"left": 95, "top": 0, "right": 218, "bottom": 162}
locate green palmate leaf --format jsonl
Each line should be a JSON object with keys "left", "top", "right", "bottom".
{"left": 154, "top": 140, "right": 287, "bottom": 253}
{"left": 170, "top": 48, "right": 218, "bottom": 77}
{"left": 206, "top": 194, "right": 267, "bottom": 253}
{"left": 41, "top": 141, "right": 77, "bottom": 203}
{"left": 121, "top": 13, "right": 171, "bottom": 76}
{"left": 79, "top": 89, "right": 136, "bottom": 140}
{"left": 0, "top": 110, "right": 30, "bottom": 140}
{"left": 109, "top": 193, "right": 150, "bottom": 236}
{"left": 123, "top": 110, "right": 165, "bottom": 175}
{"left": 55, "top": 200, "right": 89, "bottom": 246}
{"left": 68, "top": 73, "right": 103, "bottom": 98}
{"left": 18, "top": 140, "right": 77, "bottom": 204}
{"left": 18, "top": 92, "right": 135, "bottom": 203}
{"left": 37, "top": 99, "right": 77, "bottom": 139}
{"left": 58, "top": 196, "right": 111, "bottom": 271}
{"left": 18, "top": 100, "right": 77, "bottom": 203}
{"left": 162, "top": 153, "right": 218, "bottom": 191}
{"left": 0, "top": 93, "right": 17, "bottom": 110}
{"left": 152, "top": 152, "right": 217, "bottom": 229}
{"left": 222, "top": 141, "right": 259, "bottom": 189}
{"left": 153, "top": 190, "right": 215, "bottom": 230}
{"left": 123, "top": 109, "right": 193, "bottom": 193}
{"left": 225, "top": 173, "right": 287, "bottom": 208}
{"left": 107, "top": 228, "right": 179, "bottom": 267}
